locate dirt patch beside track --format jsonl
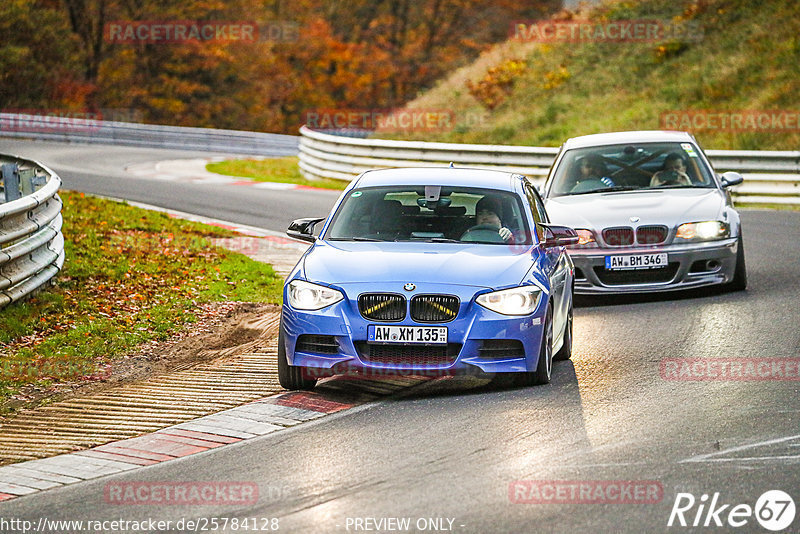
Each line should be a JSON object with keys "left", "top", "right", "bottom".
{"left": 1, "top": 302, "right": 280, "bottom": 431}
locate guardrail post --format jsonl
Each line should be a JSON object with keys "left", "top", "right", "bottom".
{"left": 19, "top": 168, "right": 37, "bottom": 196}
{"left": 1, "top": 163, "right": 21, "bottom": 202}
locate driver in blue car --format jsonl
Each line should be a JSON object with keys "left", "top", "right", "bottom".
{"left": 462, "top": 196, "right": 513, "bottom": 242}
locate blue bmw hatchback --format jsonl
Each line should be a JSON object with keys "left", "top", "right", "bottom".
{"left": 279, "top": 167, "right": 578, "bottom": 390}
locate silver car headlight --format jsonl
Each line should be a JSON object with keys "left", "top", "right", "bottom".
{"left": 675, "top": 221, "right": 730, "bottom": 242}
{"left": 476, "top": 286, "right": 542, "bottom": 316}
{"left": 287, "top": 280, "right": 344, "bottom": 310}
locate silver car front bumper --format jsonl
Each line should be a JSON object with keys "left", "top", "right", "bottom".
{"left": 568, "top": 237, "right": 739, "bottom": 294}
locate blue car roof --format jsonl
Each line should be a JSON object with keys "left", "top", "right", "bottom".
{"left": 352, "top": 167, "right": 519, "bottom": 191}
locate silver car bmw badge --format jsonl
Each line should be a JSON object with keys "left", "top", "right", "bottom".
{"left": 630, "top": 216, "right": 640, "bottom": 223}
{"left": 404, "top": 283, "right": 416, "bottom": 291}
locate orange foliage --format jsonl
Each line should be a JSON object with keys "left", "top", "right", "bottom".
{"left": 2, "top": 0, "right": 561, "bottom": 132}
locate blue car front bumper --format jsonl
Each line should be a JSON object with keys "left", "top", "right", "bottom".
{"left": 281, "top": 281, "right": 548, "bottom": 377}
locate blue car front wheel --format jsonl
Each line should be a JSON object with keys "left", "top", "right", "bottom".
{"left": 277, "top": 320, "right": 317, "bottom": 391}
{"left": 518, "top": 304, "right": 553, "bottom": 386}
{"left": 554, "top": 298, "right": 573, "bottom": 361}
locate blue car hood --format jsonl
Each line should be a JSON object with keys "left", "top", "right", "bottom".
{"left": 301, "top": 241, "right": 536, "bottom": 289}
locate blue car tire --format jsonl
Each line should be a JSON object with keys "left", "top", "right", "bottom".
{"left": 519, "top": 304, "right": 554, "bottom": 386}
{"left": 277, "top": 319, "right": 317, "bottom": 391}
{"left": 554, "top": 296, "right": 573, "bottom": 362}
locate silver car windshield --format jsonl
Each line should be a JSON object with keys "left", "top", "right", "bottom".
{"left": 548, "top": 142, "right": 716, "bottom": 197}
{"left": 325, "top": 186, "right": 532, "bottom": 245}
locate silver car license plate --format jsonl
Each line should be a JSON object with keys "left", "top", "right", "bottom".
{"left": 605, "top": 253, "right": 668, "bottom": 270}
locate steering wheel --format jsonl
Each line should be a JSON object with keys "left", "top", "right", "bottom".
{"left": 570, "top": 178, "right": 608, "bottom": 193}
{"left": 654, "top": 170, "right": 690, "bottom": 186}
{"left": 461, "top": 224, "right": 505, "bottom": 243}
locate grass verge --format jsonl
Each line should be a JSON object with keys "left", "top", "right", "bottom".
{"left": 390, "top": 0, "right": 800, "bottom": 151}
{"left": 0, "top": 191, "right": 284, "bottom": 409}
{"left": 206, "top": 156, "right": 349, "bottom": 190}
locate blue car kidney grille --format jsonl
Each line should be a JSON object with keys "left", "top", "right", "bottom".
{"left": 358, "top": 293, "right": 406, "bottom": 321}
{"left": 410, "top": 295, "right": 459, "bottom": 323}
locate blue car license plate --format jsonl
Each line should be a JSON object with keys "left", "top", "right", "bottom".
{"left": 368, "top": 325, "right": 448, "bottom": 344}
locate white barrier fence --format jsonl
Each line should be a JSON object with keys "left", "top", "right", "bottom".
{"left": 0, "top": 113, "right": 299, "bottom": 157}
{"left": 0, "top": 155, "right": 65, "bottom": 309}
{"left": 298, "top": 126, "right": 800, "bottom": 205}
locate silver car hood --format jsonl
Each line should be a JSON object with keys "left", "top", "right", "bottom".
{"left": 544, "top": 188, "right": 726, "bottom": 230}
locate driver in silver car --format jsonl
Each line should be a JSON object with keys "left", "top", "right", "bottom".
{"left": 570, "top": 154, "right": 615, "bottom": 192}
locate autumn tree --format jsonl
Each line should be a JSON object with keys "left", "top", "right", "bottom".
{"left": 0, "top": 0, "right": 89, "bottom": 109}
{"left": 2, "top": 0, "right": 561, "bottom": 131}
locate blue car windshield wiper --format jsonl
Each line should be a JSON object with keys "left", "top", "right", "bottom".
{"left": 329, "top": 236, "right": 382, "bottom": 242}
{"left": 394, "top": 237, "right": 461, "bottom": 243}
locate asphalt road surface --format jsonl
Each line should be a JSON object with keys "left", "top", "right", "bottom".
{"left": 0, "top": 138, "right": 340, "bottom": 232}
{"left": 1, "top": 140, "right": 799, "bottom": 533}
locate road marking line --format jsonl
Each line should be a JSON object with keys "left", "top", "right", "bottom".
{"left": 680, "top": 433, "right": 800, "bottom": 463}
{"left": 684, "top": 455, "right": 800, "bottom": 463}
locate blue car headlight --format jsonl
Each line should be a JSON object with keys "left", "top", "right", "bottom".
{"left": 476, "top": 286, "right": 542, "bottom": 316}
{"left": 287, "top": 280, "right": 344, "bottom": 310}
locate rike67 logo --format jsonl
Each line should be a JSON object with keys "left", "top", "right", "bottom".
{"left": 668, "top": 490, "right": 796, "bottom": 531}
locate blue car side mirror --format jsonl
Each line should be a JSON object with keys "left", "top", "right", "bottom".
{"left": 540, "top": 224, "right": 579, "bottom": 248}
{"left": 288, "top": 217, "right": 325, "bottom": 243}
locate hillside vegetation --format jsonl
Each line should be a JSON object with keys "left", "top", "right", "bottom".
{"left": 390, "top": 0, "right": 800, "bottom": 150}
{"left": 0, "top": 0, "right": 558, "bottom": 134}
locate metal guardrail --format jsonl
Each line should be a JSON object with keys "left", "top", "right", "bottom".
{"left": 298, "top": 126, "right": 800, "bottom": 205}
{"left": 0, "top": 113, "right": 299, "bottom": 157}
{"left": 0, "top": 155, "right": 64, "bottom": 309}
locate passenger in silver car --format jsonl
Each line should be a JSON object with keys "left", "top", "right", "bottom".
{"left": 650, "top": 152, "right": 692, "bottom": 187}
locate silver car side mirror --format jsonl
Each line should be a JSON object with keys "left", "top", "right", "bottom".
{"left": 720, "top": 171, "right": 744, "bottom": 188}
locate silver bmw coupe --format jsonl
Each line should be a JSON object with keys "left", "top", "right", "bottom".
{"left": 542, "top": 131, "right": 746, "bottom": 294}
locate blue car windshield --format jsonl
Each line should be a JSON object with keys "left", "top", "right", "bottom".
{"left": 548, "top": 142, "right": 717, "bottom": 197}
{"left": 325, "top": 186, "right": 532, "bottom": 245}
